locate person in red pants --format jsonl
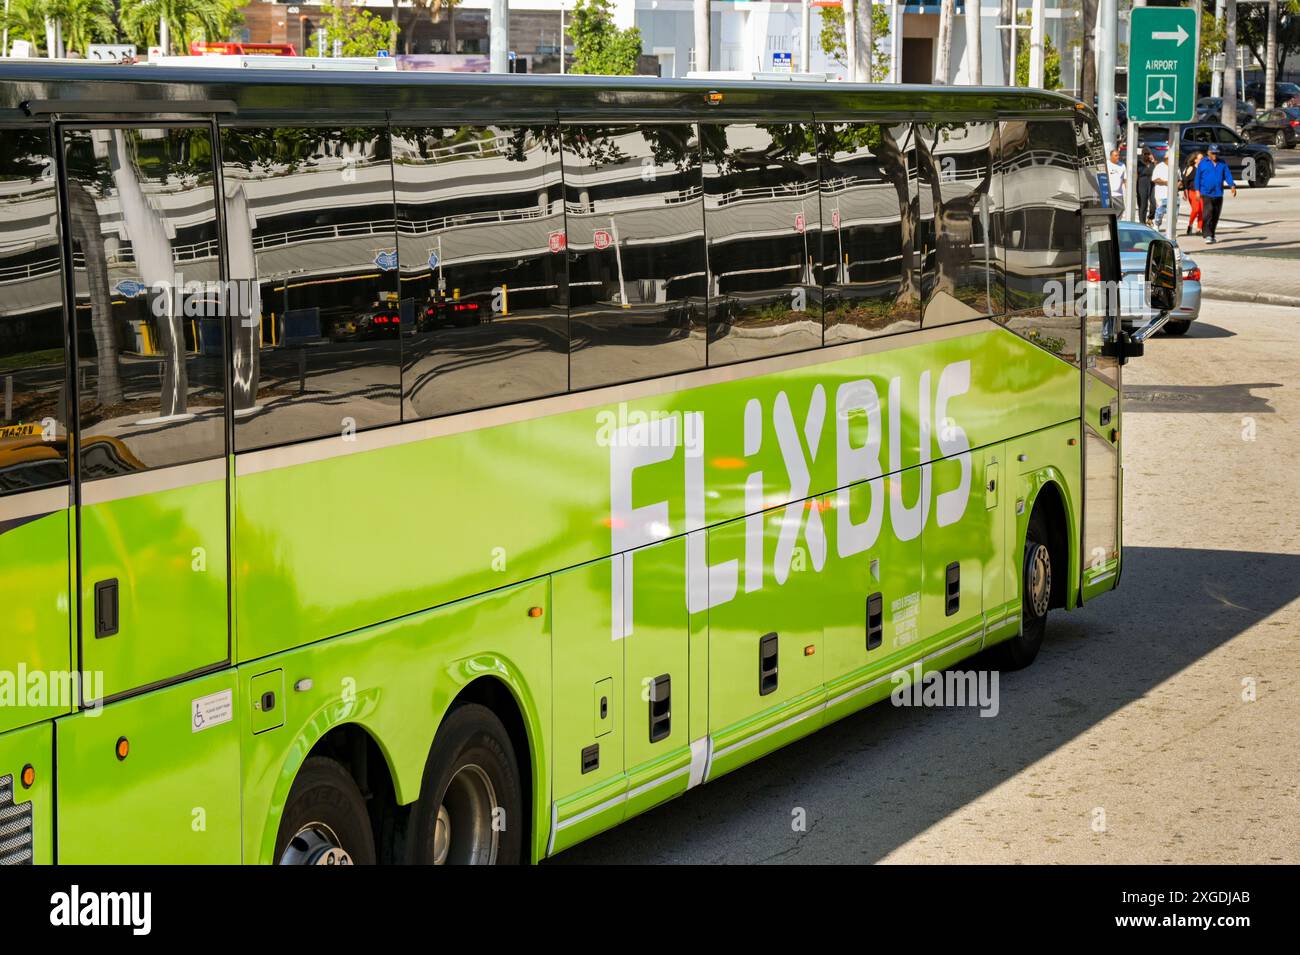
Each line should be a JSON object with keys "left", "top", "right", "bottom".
{"left": 1181, "top": 150, "right": 1204, "bottom": 237}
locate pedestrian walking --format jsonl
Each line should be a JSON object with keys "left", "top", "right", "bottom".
{"left": 1152, "top": 155, "right": 1170, "bottom": 229}
{"left": 1181, "top": 150, "right": 1204, "bottom": 237}
{"left": 1107, "top": 148, "right": 1127, "bottom": 210}
{"left": 1195, "top": 144, "right": 1237, "bottom": 244}
{"left": 1136, "top": 149, "right": 1156, "bottom": 225}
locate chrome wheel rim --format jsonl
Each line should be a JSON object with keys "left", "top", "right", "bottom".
{"left": 280, "top": 822, "right": 354, "bottom": 865}
{"left": 1027, "top": 543, "right": 1052, "bottom": 618}
{"left": 433, "top": 764, "right": 499, "bottom": 865}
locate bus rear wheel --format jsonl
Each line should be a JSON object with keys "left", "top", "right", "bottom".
{"left": 990, "top": 511, "right": 1052, "bottom": 671}
{"left": 276, "top": 757, "right": 377, "bottom": 865}
{"left": 406, "top": 703, "right": 523, "bottom": 865}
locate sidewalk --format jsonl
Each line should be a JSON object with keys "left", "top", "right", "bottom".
{"left": 1163, "top": 151, "right": 1300, "bottom": 306}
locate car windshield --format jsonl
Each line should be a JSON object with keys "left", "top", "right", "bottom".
{"left": 1119, "top": 225, "right": 1159, "bottom": 253}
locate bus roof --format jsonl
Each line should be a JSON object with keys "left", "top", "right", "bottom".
{"left": 0, "top": 63, "right": 1086, "bottom": 124}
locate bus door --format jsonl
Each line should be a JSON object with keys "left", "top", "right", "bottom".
{"left": 1080, "top": 208, "right": 1122, "bottom": 600}
{"left": 0, "top": 126, "right": 74, "bottom": 735}
{"left": 60, "top": 123, "right": 230, "bottom": 701}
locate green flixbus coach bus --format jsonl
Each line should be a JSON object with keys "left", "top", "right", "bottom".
{"left": 0, "top": 65, "right": 1172, "bottom": 865}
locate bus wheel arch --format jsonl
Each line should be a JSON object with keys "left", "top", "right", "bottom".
{"left": 274, "top": 724, "right": 398, "bottom": 865}
{"left": 1028, "top": 480, "right": 1070, "bottom": 612}
{"left": 402, "top": 680, "right": 531, "bottom": 864}
{"left": 990, "top": 479, "right": 1070, "bottom": 672}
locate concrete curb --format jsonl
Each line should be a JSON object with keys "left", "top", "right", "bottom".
{"left": 1201, "top": 286, "right": 1300, "bottom": 307}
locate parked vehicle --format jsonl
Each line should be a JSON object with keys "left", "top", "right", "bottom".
{"left": 1123, "top": 123, "right": 1273, "bottom": 188}
{"left": 1194, "top": 97, "right": 1256, "bottom": 131}
{"left": 1118, "top": 221, "right": 1201, "bottom": 336}
{"left": 1244, "top": 81, "right": 1300, "bottom": 108}
{"left": 1244, "top": 107, "right": 1299, "bottom": 148}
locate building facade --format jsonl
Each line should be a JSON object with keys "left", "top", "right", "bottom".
{"left": 244, "top": 0, "right": 1085, "bottom": 91}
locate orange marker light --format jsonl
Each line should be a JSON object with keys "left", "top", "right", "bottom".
{"left": 528, "top": 606, "right": 544, "bottom": 618}
{"left": 707, "top": 91, "right": 723, "bottom": 106}
{"left": 804, "top": 644, "right": 816, "bottom": 656}
{"left": 115, "top": 736, "right": 129, "bottom": 761}
{"left": 20, "top": 764, "right": 34, "bottom": 788}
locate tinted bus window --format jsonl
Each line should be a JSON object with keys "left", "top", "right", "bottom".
{"left": 918, "top": 122, "right": 1002, "bottom": 325}
{"left": 997, "top": 119, "right": 1083, "bottom": 365}
{"left": 222, "top": 126, "right": 400, "bottom": 450}
{"left": 702, "top": 122, "right": 822, "bottom": 364}
{"left": 63, "top": 126, "right": 226, "bottom": 477}
{"left": 0, "top": 129, "right": 67, "bottom": 495}
{"left": 565, "top": 124, "right": 707, "bottom": 390}
{"left": 395, "top": 125, "right": 567, "bottom": 418}
{"left": 817, "top": 122, "right": 919, "bottom": 343}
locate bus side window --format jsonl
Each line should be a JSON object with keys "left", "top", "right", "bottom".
{"left": 564, "top": 123, "right": 706, "bottom": 391}
{"left": 996, "top": 119, "right": 1083, "bottom": 367}
{"left": 0, "top": 128, "right": 68, "bottom": 495}
{"left": 222, "top": 125, "right": 400, "bottom": 452}
{"left": 701, "top": 121, "right": 822, "bottom": 366}
{"left": 817, "top": 121, "right": 920, "bottom": 344}
{"left": 394, "top": 125, "right": 568, "bottom": 418}
{"left": 918, "top": 121, "right": 1002, "bottom": 326}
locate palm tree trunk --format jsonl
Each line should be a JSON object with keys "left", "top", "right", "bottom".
{"left": 999, "top": 0, "right": 1012, "bottom": 84}
{"left": 66, "top": 182, "right": 124, "bottom": 408}
{"left": 1223, "top": 0, "right": 1238, "bottom": 129}
{"left": 694, "top": 0, "right": 709, "bottom": 71}
{"left": 1265, "top": 0, "right": 1278, "bottom": 109}
{"left": 846, "top": 0, "right": 858, "bottom": 80}
{"left": 966, "top": 0, "right": 982, "bottom": 85}
{"left": 935, "top": 0, "right": 954, "bottom": 84}
{"left": 1080, "top": 0, "right": 1097, "bottom": 106}
{"left": 861, "top": 0, "right": 874, "bottom": 82}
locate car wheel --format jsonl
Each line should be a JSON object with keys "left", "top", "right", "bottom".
{"left": 1163, "top": 320, "right": 1191, "bottom": 336}
{"left": 1275, "top": 130, "right": 1288, "bottom": 148}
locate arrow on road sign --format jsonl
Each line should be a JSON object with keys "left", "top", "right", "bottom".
{"left": 1152, "top": 25, "right": 1189, "bottom": 46}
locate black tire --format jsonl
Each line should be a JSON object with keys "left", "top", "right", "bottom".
{"left": 404, "top": 703, "right": 523, "bottom": 865}
{"left": 1163, "top": 320, "right": 1191, "bottom": 336}
{"left": 989, "top": 510, "right": 1052, "bottom": 671}
{"left": 1275, "top": 130, "right": 1288, "bottom": 148}
{"left": 1249, "top": 163, "right": 1271, "bottom": 187}
{"left": 275, "top": 756, "right": 376, "bottom": 865}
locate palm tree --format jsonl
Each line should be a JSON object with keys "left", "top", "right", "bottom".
{"left": 935, "top": 0, "right": 954, "bottom": 83}
{"left": 119, "top": 0, "right": 239, "bottom": 55}
{"left": 58, "top": 0, "right": 117, "bottom": 57}
{"left": 1265, "top": 0, "right": 1278, "bottom": 108}
{"left": 1224, "top": 0, "right": 1238, "bottom": 129}
{"left": 693, "top": 0, "right": 709, "bottom": 71}
{"left": 0, "top": 0, "right": 50, "bottom": 55}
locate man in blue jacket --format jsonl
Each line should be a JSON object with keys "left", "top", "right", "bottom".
{"left": 1195, "top": 144, "right": 1237, "bottom": 244}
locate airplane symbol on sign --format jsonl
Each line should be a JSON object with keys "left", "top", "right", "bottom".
{"left": 1147, "top": 75, "right": 1176, "bottom": 112}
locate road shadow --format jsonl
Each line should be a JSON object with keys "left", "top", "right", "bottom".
{"left": 1123, "top": 381, "right": 1281, "bottom": 413}
{"left": 1179, "top": 321, "right": 1235, "bottom": 339}
{"left": 549, "top": 546, "right": 1300, "bottom": 864}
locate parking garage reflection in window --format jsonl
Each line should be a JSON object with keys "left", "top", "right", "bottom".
{"left": 997, "top": 119, "right": 1083, "bottom": 365}
{"left": 918, "top": 122, "right": 1003, "bottom": 325}
{"left": 702, "top": 122, "right": 822, "bottom": 364}
{"left": 816, "top": 122, "right": 919, "bottom": 344}
{"left": 221, "top": 126, "right": 400, "bottom": 451}
{"left": 0, "top": 129, "right": 68, "bottom": 495}
{"left": 63, "top": 126, "right": 226, "bottom": 478}
{"left": 394, "top": 125, "right": 567, "bottom": 417}
{"left": 565, "top": 124, "right": 706, "bottom": 390}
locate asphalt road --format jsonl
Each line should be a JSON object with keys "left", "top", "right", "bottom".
{"left": 552, "top": 298, "right": 1300, "bottom": 864}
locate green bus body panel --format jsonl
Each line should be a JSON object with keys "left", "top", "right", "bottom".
{"left": 237, "top": 577, "right": 551, "bottom": 865}
{"left": 80, "top": 480, "right": 229, "bottom": 700}
{"left": 0, "top": 508, "right": 72, "bottom": 733}
{"left": 56, "top": 670, "right": 242, "bottom": 863}
{"left": 0, "top": 720, "right": 54, "bottom": 864}
{"left": 235, "top": 325, "right": 1080, "bottom": 663}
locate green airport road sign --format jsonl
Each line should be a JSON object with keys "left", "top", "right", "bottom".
{"left": 1128, "top": 6, "right": 1200, "bottom": 123}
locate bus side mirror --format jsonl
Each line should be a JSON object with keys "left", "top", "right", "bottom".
{"left": 1107, "top": 238, "right": 1181, "bottom": 362}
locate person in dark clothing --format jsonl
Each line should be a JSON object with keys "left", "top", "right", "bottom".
{"left": 1195, "top": 144, "right": 1237, "bottom": 244}
{"left": 1135, "top": 149, "right": 1156, "bottom": 225}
